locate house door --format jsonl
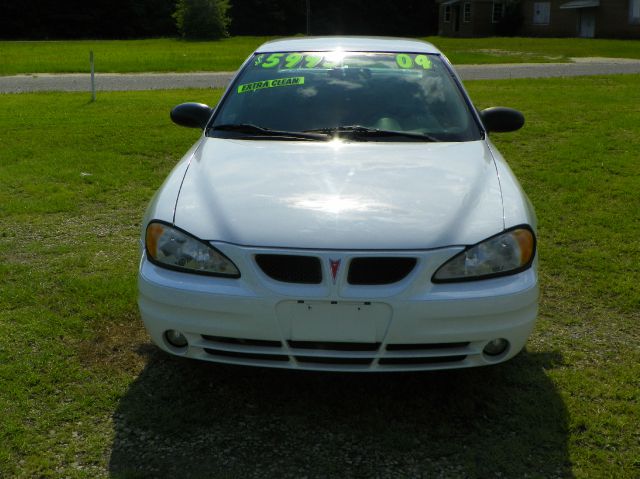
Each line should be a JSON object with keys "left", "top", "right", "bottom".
{"left": 578, "top": 10, "right": 595, "bottom": 38}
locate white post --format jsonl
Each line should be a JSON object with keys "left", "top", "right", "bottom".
{"left": 90, "top": 50, "right": 96, "bottom": 102}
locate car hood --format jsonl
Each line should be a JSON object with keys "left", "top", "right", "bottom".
{"left": 174, "top": 138, "right": 504, "bottom": 249}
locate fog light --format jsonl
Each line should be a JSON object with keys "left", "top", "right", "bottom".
{"left": 165, "top": 330, "right": 188, "bottom": 348}
{"left": 483, "top": 338, "right": 509, "bottom": 356}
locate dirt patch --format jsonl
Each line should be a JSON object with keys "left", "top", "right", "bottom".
{"left": 78, "top": 312, "right": 152, "bottom": 374}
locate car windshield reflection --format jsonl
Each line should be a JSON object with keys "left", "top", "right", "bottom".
{"left": 209, "top": 51, "right": 481, "bottom": 142}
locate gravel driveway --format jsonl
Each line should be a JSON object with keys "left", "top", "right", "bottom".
{"left": 2, "top": 57, "right": 640, "bottom": 93}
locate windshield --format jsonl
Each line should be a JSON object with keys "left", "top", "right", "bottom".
{"left": 209, "top": 51, "right": 482, "bottom": 142}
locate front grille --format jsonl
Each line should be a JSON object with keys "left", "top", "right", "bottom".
{"left": 195, "top": 335, "right": 474, "bottom": 371}
{"left": 255, "top": 254, "right": 322, "bottom": 284}
{"left": 254, "top": 254, "right": 417, "bottom": 285}
{"left": 348, "top": 257, "right": 417, "bottom": 285}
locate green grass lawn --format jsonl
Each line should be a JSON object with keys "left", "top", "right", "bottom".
{"left": 1, "top": 76, "right": 639, "bottom": 478}
{"left": 1, "top": 36, "right": 639, "bottom": 75}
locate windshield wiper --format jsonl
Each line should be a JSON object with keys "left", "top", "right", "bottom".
{"left": 305, "top": 125, "right": 439, "bottom": 142}
{"left": 209, "top": 123, "right": 328, "bottom": 141}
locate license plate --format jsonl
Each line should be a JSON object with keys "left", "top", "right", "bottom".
{"left": 276, "top": 300, "right": 392, "bottom": 342}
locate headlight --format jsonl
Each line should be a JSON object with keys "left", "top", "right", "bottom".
{"left": 145, "top": 221, "right": 240, "bottom": 277}
{"left": 432, "top": 226, "right": 535, "bottom": 283}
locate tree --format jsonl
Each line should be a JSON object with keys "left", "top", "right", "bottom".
{"left": 229, "top": 0, "right": 305, "bottom": 36}
{"left": 228, "top": 0, "right": 438, "bottom": 37}
{"left": 0, "top": 0, "right": 178, "bottom": 40}
{"left": 174, "top": 0, "right": 231, "bottom": 39}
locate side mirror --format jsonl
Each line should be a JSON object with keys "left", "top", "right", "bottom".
{"left": 479, "top": 107, "right": 525, "bottom": 133}
{"left": 170, "top": 102, "right": 213, "bottom": 129}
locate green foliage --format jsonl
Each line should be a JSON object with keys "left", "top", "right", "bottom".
{"left": 228, "top": 0, "right": 438, "bottom": 36}
{"left": 173, "top": 0, "right": 230, "bottom": 40}
{"left": 0, "top": 0, "right": 178, "bottom": 39}
{"left": 229, "top": 0, "right": 306, "bottom": 35}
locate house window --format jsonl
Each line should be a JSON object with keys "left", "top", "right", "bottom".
{"left": 492, "top": 2, "right": 504, "bottom": 23}
{"left": 444, "top": 5, "right": 452, "bottom": 23}
{"left": 463, "top": 2, "right": 472, "bottom": 22}
{"left": 533, "top": 2, "right": 550, "bottom": 25}
{"left": 630, "top": 0, "right": 640, "bottom": 24}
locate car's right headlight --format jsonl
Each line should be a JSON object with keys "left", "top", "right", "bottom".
{"left": 432, "top": 225, "right": 536, "bottom": 283}
{"left": 145, "top": 221, "right": 240, "bottom": 277}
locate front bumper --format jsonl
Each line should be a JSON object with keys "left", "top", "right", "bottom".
{"left": 138, "top": 244, "right": 538, "bottom": 372}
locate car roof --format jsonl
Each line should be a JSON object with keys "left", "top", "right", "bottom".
{"left": 256, "top": 36, "right": 442, "bottom": 55}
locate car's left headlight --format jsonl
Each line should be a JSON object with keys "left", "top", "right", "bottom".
{"left": 145, "top": 221, "right": 240, "bottom": 277}
{"left": 432, "top": 226, "right": 535, "bottom": 283}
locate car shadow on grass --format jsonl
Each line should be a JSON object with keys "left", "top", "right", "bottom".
{"left": 109, "top": 346, "right": 571, "bottom": 479}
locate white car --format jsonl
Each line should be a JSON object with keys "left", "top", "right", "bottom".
{"left": 138, "top": 37, "right": 538, "bottom": 371}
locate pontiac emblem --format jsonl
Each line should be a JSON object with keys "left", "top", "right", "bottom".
{"left": 329, "top": 259, "right": 341, "bottom": 284}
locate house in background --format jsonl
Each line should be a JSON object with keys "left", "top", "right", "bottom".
{"left": 520, "top": 0, "right": 640, "bottom": 37}
{"left": 438, "top": 0, "right": 504, "bottom": 37}
{"left": 437, "top": 0, "right": 640, "bottom": 37}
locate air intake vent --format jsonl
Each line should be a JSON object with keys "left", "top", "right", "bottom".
{"left": 378, "top": 355, "right": 467, "bottom": 366}
{"left": 288, "top": 340, "right": 381, "bottom": 351}
{"left": 348, "top": 257, "right": 417, "bottom": 285}
{"left": 386, "top": 342, "right": 469, "bottom": 351}
{"left": 255, "top": 254, "right": 322, "bottom": 284}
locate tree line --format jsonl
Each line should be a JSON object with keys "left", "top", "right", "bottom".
{"left": 0, "top": 0, "right": 438, "bottom": 40}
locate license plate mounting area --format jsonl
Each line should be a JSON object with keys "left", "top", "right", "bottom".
{"left": 276, "top": 300, "right": 392, "bottom": 343}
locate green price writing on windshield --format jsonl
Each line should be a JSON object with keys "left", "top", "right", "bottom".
{"left": 255, "top": 52, "right": 433, "bottom": 70}
{"left": 395, "top": 54, "right": 432, "bottom": 70}
{"left": 258, "top": 53, "right": 325, "bottom": 69}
